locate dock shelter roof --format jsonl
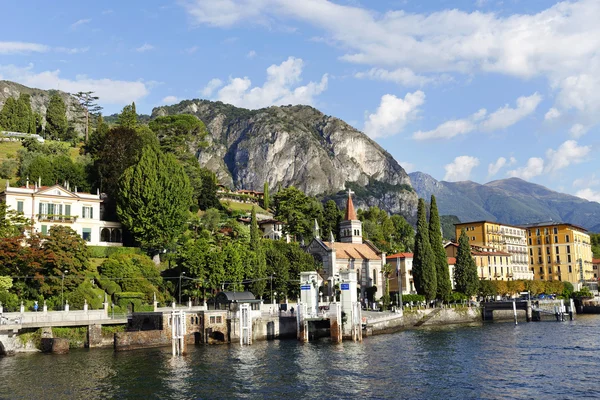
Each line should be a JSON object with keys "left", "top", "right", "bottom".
{"left": 215, "top": 291, "right": 261, "bottom": 303}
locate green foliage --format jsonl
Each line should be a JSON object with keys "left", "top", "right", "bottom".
{"left": 273, "top": 186, "right": 323, "bottom": 241}
{"left": 0, "top": 276, "right": 13, "bottom": 291}
{"left": 65, "top": 280, "right": 105, "bottom": 309}
{"left": 0, "top": 290, "right": 19, "bottom": 311}
{"left": 117, "top": 102, "right": 137, "bottom": 129}
{"left": 263, "top": 181, "right": 270, "bottom": 210}
{"left": 454, "top": 229, "right": 479, "bottom": 297}
{"left": 440, "top": 215, "right": 461, "bottom": 240}
{"left": 101, "top": 325, "right": 125, "bottom": 335}
{"left": 572, "top": 287, "right": 592, "bottom": 298}
{"left": 321, "top": 200, "right": 341, "bottom": 241}
{"left": 0, "top": 94, "right": 38, "bottom": 134}
{"left": 118, "top": 145, "right": 193, "bottom": 252}
{"left": 46, "top": 93, "right": 69, "bottom": 140}
{"left": 198, "top": 168, "right": 222, "bottom": 210}
{"left": 358, "top": 206, "right": 414, "bottom": 254}
{"left": 401, "top": 294, "right": 425, "bottom": 304}
{"left": 82, "top": 114, "right": 109, "bottom": 156}
{"left": 18, "top": 329, "right": 42, "bottom": 349}
{"left": 149, "top": 114, "right": 208, "bottom": 155}
{"left": 591, "top": 233, "right": 600, "bottom": 258}
{"left": 99, "top": 253, "right": 162, "bottom": 302}
{"left": 413, "top": 198, "right": 437, "bottom": 301}
{"left": 0, "top": 202, "right": 29, "bottom": 238}
{"left": 429, "top": 196, "right": 452, "bottom": 301}
{"left": 87, "top": 246, "right": 142, "bottom": 259}
{"left": 0, "top": 158, "right": 18, "bottom": 179}
{"left": 52, "top": 327, "right": 88, "bottom": 348}
{"left": 250, "top": 206, "right": 260, "bottom": 246}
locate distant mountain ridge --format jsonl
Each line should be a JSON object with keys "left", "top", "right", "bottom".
{"left": 409, "top": 172, "right": 600, "bottom": 232}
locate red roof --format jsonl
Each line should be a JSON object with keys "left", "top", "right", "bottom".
{"left": 387, "top": 252, "right": 413, "bottom": 259}
{"left": 593, "top": 259, "right": 600, "bottom": 265}
{"left": 345, "top": 192, "right": 357, "bottom": 220}
{"left": 447, "top": 257, "right": 456, "bottom": 265}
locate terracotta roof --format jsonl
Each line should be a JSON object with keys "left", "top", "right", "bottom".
{"left": 323, "top": 241, "right": 381, "bottom": 260}
{"left": 345, "top": 192, "right": 357, "bottom": 220}
{"left": 387, "top": 252, "right": 413, "bottom": 259}
{"left": 471, "top": 250, "right": 511, "bottom": 257}
{"left": 447, "top": 257, "right": 456, "bottom": 265}
{"left": 593, "top": 259, "right": 600, "bottom": 264}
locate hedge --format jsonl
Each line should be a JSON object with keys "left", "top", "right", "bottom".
{"left": 88, "top": 246, "right": 142, "bottom": 258}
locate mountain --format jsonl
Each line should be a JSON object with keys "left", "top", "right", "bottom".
{"left": 409, "top": 172, "right": 600, "bottom": 233}
{"left": 0, "top": 80, "right": 85, "bottom": 134}
{"left": 152, "top": 100, "right": 418, "bottom": 222}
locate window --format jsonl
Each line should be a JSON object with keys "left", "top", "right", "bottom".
{"left": 556, "top": 256, "right": 560, "bottom": 263}
{"left": 65, "top": 204, "right": 71, "bottom": 216}
{"left": 373, "top": 269, "right": 377, "bottom": 285}
{"left": 569, "top": 265, "right": 572, "bottom": 273}
{"left": 568, "top": 255, "right": 572, "bottom": 263}
{"left": 537, "top": 238, "right": 541, "bottom": 245}
{"left": 555, "top": 246, "right": 559, "bottom": 254}
{"left": 82, "top": 206, "right": 93, "bottom": 219}
{"left": 528, "top": 238, "right": 532, "bottom": 245}
{"left": 539, "top": 266, "right": 543, "bottom": 273}
{"left": 553, "top": 227, "right": 558, "bottom": 234}
{"left": 210, "top": 316, "right": 215, "bottom": 324}
{"left": 538, "top": 257, "right": 542, "bottom": 264}
{"left": 546, "top": 247, "right": 550, "bottom": 255}
{"left": 528, "top": 230, "right": 531, "bottom": 236}
{"left": 566, "top": 235, "right": 570, "bottom": 243}
{"left": 549, "top": 266, "right": 552, "bottom": 274}
{"left": 529, "top": 248, "right": 533, "bottom": 256}
{"left": 558, "top": 266, "right": 561, "bottom": 273}
{"left": 545, "top": 228, "right": 549, "bottom": 235}
{"left": 82, "top": 228, "right": 92, "bottom": 242}
{"left": 547, "top": 256, "right": 551, "bottom": 263}
{"left": 216, "top": 316, "right": 222, "bottom": 324}
{"left": 17, "top": 201, "right": 24, "bottom": 213}
{"left": 536, "top": 229, "right": 540, "bottom": 236}
{"left": 530, "top": 258, "right": 534, "bottom": 265}
{"left": 538, "top": 248, "right": 541, "bottom": 255}
{"left": 41, "top": 225, "right": 48, "bottom": 235}
{"left": 566, "top": 245, "right": 571, "bottom": 254}
{"left": 554, "top": 236, "right": 558, "bottom": 243}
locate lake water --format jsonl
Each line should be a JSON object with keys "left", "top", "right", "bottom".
{"left": 2, "top": 316, "right": 600, "bottom": 399}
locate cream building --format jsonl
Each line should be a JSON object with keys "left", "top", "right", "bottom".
{"left": 1, "top": 181, "right": 122, "bottom": 246}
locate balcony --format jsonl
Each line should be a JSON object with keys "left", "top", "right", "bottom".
{"left": 37, "top": 214, "right": 78, "bottom": 223}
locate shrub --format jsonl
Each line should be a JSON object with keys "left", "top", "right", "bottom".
{"left": 402, "top": 294, "right": 425, "bottom": 304}
{"left": 88, "top": 246, "right": 142, "bottom": 259}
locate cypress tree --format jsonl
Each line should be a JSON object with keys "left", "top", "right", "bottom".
{"left": 250, "top": 206, "right": 261, "bottom": 246}
{"left": 46, "top": 93, "right": 68, "bottom": 140}
{"left": 263, "top": 181, "right": 270, "bottom": 210}
{"left": 0, "top": 97, "right": 17, "bottom": 130}
{"left": 412, "top": 198, "right": 437, "bottom": 301}
{"left": 117, "top": 102, "right": 138, "bottom": 129}
{"left": 454, "top": 229, "right": 479, "bottom": 297}
{"left": 429, "top": 195, "right": 452, "bottom": 301}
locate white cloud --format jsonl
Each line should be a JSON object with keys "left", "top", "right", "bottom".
{"left": 184, "top": 46, "right": 199, "bottom": 54}
{"left": 413, "top": 108, "right": 485, "bottom": 140}
{"left": 0, "top": 64, "right": 149, "bottom": 105}
{"left": 544, "top": 107, "right": 561, "bottom": 121}
{"left": 355, "top": 67, "right": 434, "bottom": 87}
{"left": 201, "top": 78, "right": 223, "bottom": 97}
{"left": 136, "top": 43, "right": 155, "bottom": 52}
{"left": 479, "top": 93, "right": 542, "bottom": 131}
{"left": 102, "top": 9, "right": 113, "bottom": 15}
{"left": 247, "top": 50, "right": 257, "bottom": 59}
{"left": 364, "top": 91, "right": 425, "bottom": 139}
{"left": 569, "top": 123, "right": 588, "bottom": 139}
{"left": 399, "top": 161, "right": 416, "bottom": 173}
{"left": 0, "top": 41, "right": 49, "bottom": 54}
{"left": 180, "top": 0, "right": 600, "bottom": 129}
{"left": 214, "top": 56, "right": 328, "bottom": 109}
{"left": 71, "top": 19, "right": 91, "bottom": 30}
{"left": 443, "top": 156, "right": 479, "bottom": 182}
{"left": 55, "top": 47, "right": 90, "bottom": 55}
{"left": 573, "top": 174, "right": 600, "bottom": 188}
{"left": 576, "top": 188, "right": 600, "bottom": 203}
{"left": 488, "top": 157, "right": 507, "bottom": 177}
{"left": 544, "top": 140, "right": 591, "bottom": 173}
{"left": 162, "top": 95, "right": 178, "bottom": 104}
{"left": 508, "top": 157, "right": 545, "bottom": 180}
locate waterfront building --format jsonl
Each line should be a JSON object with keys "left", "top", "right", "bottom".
{"left": 306, "top": 190, "right": 385, "bottom": 300}
{"left": 594, "top": 259, "right": 600, "bottom": 280}
{"left": 387, "top": 252, "right": 457, "bottom": 294}
{"left": 454, "top": 221, "right": 532, "bottom": 280}
{"left": 445, "top": 242, "right": 513, "bottom": 281}
{"left": 0, "top": 181, "right": 122, "bottom": 246}
{"left": 520, "top": 222, "right": 594, "bottom": 289}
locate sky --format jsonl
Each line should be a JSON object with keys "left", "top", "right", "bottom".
{"left": 0, "top": 0, "right": 599, "bottom": 202}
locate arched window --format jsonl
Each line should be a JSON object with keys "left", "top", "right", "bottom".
{"left": 114, "top": 229, "right": 122, "bottom": 243}
{"left": 100, "top": 228, "right": 111, "bottom": 242}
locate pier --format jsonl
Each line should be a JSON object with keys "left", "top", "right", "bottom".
{"left": 481, "top": 299, "right": 575, "bottom": 322}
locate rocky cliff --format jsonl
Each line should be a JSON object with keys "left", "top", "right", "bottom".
{"left": 152, "top": 100, "right": 418, "bottom": 222}
{"left": 0, "top": 80, "right": 85, "bottom": 134}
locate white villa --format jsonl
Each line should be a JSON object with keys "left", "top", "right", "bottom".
{"left": 1, "top": 181, "right": 122, "bottom": 246}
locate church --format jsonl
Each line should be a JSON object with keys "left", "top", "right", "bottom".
{"left": 306, "top": 190, "right": 386, "bottom": 302}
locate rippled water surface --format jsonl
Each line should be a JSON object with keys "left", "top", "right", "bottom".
{"left": 2, "top": 316, "right": 600, "bottom": 399}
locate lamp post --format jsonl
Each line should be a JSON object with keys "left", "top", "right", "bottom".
{"left": 61, "top": 270, "right": 68, "bottom": 310}
{"left": 179, "top": 272, "right": 186, "bottom": 305}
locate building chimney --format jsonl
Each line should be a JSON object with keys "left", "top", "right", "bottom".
{"left": 38, "top": 176, "right": 41, "bottom": 187}
{"left": 26, "top": 177, "right": 29, "bottom": 189}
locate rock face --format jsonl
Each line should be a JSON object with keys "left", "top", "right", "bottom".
{"left": 152, "top": 100, "right": 418, "bottom": 222}
{"left": 409, "top": 172, "right": 600, "bottom": 232}
{"left": 0, "top": 80, "right": 85, "bottom": 134}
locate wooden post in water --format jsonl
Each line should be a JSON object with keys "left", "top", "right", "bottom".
{"left": 512, "top": 300, "right": 518, "bottom": 325}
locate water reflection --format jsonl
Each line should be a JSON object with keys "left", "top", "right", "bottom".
{"left": 2, "top": 317, "right": 600, "bottom": 399}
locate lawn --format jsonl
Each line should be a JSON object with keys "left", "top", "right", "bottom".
{"left": 0, "top": 141, "right": 23, "bottom": 162}
{"left": 221, "top": 200, "right": 268, "bottom": 214}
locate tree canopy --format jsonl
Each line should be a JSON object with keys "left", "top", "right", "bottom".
{"left": 412, "top": 198, "right": 437, "bottom": 301}
{"left": 454, "top": 229, "right": 479, "bottom": 297}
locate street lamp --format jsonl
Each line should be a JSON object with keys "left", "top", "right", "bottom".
{"left": 179, "top": 272, "right": 186, "bottom": 305}
{"left": 61, "top": 270, "right": 68, "bottom": 310}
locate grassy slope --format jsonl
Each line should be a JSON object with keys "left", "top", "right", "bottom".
{"left": 220, "top": 200, "right": 267, "bottom": 214}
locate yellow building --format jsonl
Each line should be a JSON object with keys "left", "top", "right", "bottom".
{"left": 454, "top": 221, "right": 532, "bottom": 280}
{"left": 522, "top": 222, "right": 594, "bottom": 289}
{"left": 445, "top": 243, "right": 513, "bottom": 281}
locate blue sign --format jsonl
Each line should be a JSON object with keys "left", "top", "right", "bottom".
{"left": 300, "top": 285, "right": 311, "bottom": 291}
{"left": 341, "top": 283, "right": 350, "bottom": 290}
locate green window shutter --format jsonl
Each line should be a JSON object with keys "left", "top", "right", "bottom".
{"left": 17, "top": 201, "right": 23, "bottom": 213}
{"left": 39, "top": 202, "right": 43, "bottom": 215}
{"left": 90, "top": 207, "right": 93, "bottom": 219}
{"left": 65, "top": 205, "right": 71, "bottom": 216}
{"left": 41, "top": 225, "right": 47, "bottom": 235}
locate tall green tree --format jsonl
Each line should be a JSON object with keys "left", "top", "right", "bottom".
{"left": 117, "top": 145, "right": 193, "bottom": 260}
{"left": 198, "top": 168, "right": 222, "bottom": 210}
{"left": 45, "top": 93, "right": 68, "bottom": 140}
{"left": 15, "top": 94, "right": 34, "bottom": 133}
{"left": 322, "top": 200, "right": 341, "bottom": 241}
{"left": 273, "top": 186, "right": 323, "bottom": 241}
{"left": 117, "top": 102, "right": 137, "bottom": 128}
{"left": 429, "top": 195, "right": 452, "bottom": 301}
{"left": 0, "top": 97, "right": 17, "bottom": 130}
{"left": 73, "top": 91, "right": 102, "bottom": 142}
{"left": 263, "top": 181, "right": 270, "bottom": 210}
{"left": 454, "top": 229, "right": 479, "bottom": 297}
{"left": 250, "top": 206, "right": 261, "bottom": 245}
{"left": 412, "top": 198, "right": 437, "bottom": 301}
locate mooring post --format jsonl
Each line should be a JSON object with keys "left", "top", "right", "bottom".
{"left": 513, "top": 300, "right": 518, "bottom": 325}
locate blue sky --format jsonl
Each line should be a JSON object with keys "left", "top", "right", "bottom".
{"left": 1, "top": 0, "right": 599, "bottom": 202}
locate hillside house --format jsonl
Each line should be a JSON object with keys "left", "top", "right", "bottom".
{"left": 0, "top": 181, "right": 122, "bottom": 246}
